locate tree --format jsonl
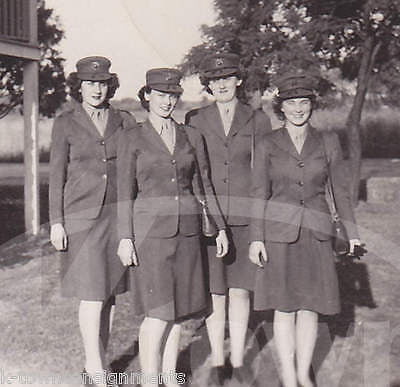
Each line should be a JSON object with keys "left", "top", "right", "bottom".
{"left": 0, "top": 0, "right": 66, "bottom": 118}
{"left": 181, "top": 0, "right": 400, "bottom": 203}
{"left": 298, "top": 0, "right": 400, "bottom": 202}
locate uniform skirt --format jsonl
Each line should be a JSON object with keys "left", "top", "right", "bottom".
{"left": 129, "top": 232, "right": 209, "bottom": 321}
{"left": 61, "top": 181, "right": 128, "bottom": 301}
{"left": 253, "top": 228, "right": 340, "bottom": 315}
{"left": 205, "top": 225, "right": 256, "bottom": 294}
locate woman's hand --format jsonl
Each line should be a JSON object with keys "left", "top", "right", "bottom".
{"left": 249, "top": 241, "right": 268, "bottom": 268}
{"left": 50, "top": 223, "right": 68, "bottom": 251}
{"left": 348, "top": 239, "right": 367, "bottom": 257}
{"left": 117, "top": 239, "right": 138, "bottom": 266}
{"left": 216, "top": 229, "right": 229, "bottom": 258}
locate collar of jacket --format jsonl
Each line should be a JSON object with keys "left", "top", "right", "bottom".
{"left": 201, "top": 101, "right": 254, "bottom": 141}
{"left": 270, "top": 124, "right": 321, "bottom": 160}
{"left": 70, "top": 100, "right": 122, "bottom": 140}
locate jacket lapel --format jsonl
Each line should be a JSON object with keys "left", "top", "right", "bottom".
{"left": 228, "top": 102, "right": 253, "bottom": 138}
{"left": 142, "top": 119, "right": 172, "bottom": 156}
{"left": 71, "top": 102, "right": 103, "bottom": 139}
{"left": 203, "top": 103, "right": 227, "bottom": 142}
{"left": 103, "top": 106, "right": 122, "bottom": 139}
{"left": 270, "top": 127, "right": 302, "bottom": 160}
{"left": 300, "top": 125, "right": 321, "bottom": 159}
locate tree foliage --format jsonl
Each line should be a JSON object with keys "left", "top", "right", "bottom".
{"left": 181, "top": 0, "right": 400, "bottom": 202}
{"left": 0, "top": 0, "right": 66, "bottom": 118}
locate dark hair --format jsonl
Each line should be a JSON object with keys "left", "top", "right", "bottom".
{"left": 137, "top": 86, "right": 182, "bottom": 112}
{"left": 272, "top": 95, "right": 316, "bottom": 121}
{"left": 66, "top": 73, "right": 120, "bottom": 102}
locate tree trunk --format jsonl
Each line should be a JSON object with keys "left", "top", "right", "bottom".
{"left": 345, "top": 36, "right": 381, "bottom": 205}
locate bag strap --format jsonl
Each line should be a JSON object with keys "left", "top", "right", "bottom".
{"left": 321, "top": 133, "right": 340, "bottom": 222}
{"left": 249, "top": 111, "right": 257, "bottom": 169}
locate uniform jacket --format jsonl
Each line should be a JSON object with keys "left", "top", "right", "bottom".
{"left": 117, "top": 120, "right": 225, "bottom": 241}
{"left": 49, "top": 102, "right": 136, "bottom": 225}
{"left": 249, "top": 125, "right": 359, "bottom": 243}
{"left": 185, "top": 102, "right": 272, "bottom": 225}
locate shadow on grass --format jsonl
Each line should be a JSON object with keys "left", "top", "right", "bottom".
{"left": 313, "top": 259, "right": 377, "bottom": 377}
{"left": 110, "top": 340, "right": 139, "bottom": 374}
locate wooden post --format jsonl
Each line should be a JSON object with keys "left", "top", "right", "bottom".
{"left": 23, "top": 60, "right": 40, "bottom": 235}
{"left": 23, "top": 0, "right": 40, "bottom": 235}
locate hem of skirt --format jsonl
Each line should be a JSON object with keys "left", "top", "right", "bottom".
{"left": 61, "top": 288, "right": 128, "bottom": 301}
{"left": 253, "top": 303, "right": 340, "bottom": 316}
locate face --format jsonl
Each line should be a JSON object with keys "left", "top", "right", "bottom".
{"left": 208, "top": 75, "right": 242, "bottom": 103}
{"left": 281, "top": 97, "right": 312, "bottom": 126}
{"left": 80, "top": 80, "right": 108, "bottom": 107}
{"left": 146, "top": 89, "right": 179, "bottom": 118}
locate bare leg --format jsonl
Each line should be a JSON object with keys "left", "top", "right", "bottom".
{"left": 273, "top": 310, "right": 297, "bottom": 387}
{"left": 295, "top": 310, "right": 318, "bottom": 387}
{"left": 228, "top": 287, "right": 250, "bottom": 367}
{"left": 79, "top": 300, "right": 107, "bottom": 387}
{"left": 139, "top": 317, "right": 168, "bottom": 387}
{"left": 162, "top": 323, "right": 182, "bottom": 387}
{"left": 205, "top": 294, "right": 226, "bottom": 366}
{"left": 99, "top": 296, "right": 116, "bottom": 367}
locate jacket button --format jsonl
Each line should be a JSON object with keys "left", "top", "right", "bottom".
{"left": 174, "top": 196, "right": 178, "bottom": 200}
{"left": 223, "top": 178, "right": 229, "bottom": 183}
{"left": 171, "top": 178, "right": 175, "bottom": 182}
{"left": 100, "top": 140, "right": 105, "bottom": 145}
{"left": 171, "top": 159, "right": 176, "bottom": 165}
{"left": 298, "top": 181, "right": 304, "bottom": 186}
{"left": 102, "top": 174, "right": 107, "bottom": 180}
{"left": 297, "top": 161, "right": 305, "bottom": 168}
{"left": 300, "top": 199, "right": 304, "bottom": 205}
{"left": 102, "top": 158, "right": 107, "bottom": 163}
{"left": 224, "top": 161, "right": 229, "bottom": 165}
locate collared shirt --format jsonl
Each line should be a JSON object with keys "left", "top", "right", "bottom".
{"left": 82, "top": 102, "right": 109, "bottom": 136}
{"left": 149, "top": 116, "right": 176, "bottom": 154}
{"left": 216, "top": 99, "right": 237, "bottom": 136}
{"left": 287, "top": 126, "right": 307, "bottom": 154}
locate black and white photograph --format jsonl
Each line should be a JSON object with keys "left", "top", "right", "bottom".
{"left": 0, "top": 1, "right": 399, "bottom": 386}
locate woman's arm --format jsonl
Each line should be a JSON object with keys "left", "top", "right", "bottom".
{"left": 249, "top": 138, "right": 270, "bottom": 243}
{"left": 49, "top": 116, "right": 69, "bottom": 226}
{"left": 325, "top": 133, "right": 359, "bottom": 241}
{"left": 117, "top": 128, "right": 137, "bottom": 240}
{"left": 191, "top": 130, "right": 226, "bottom": 231}
{"left": 116, "top": 128, "right": 139, "bottom": 266}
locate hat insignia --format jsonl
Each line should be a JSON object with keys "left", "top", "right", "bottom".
{"left": 215, "top": 58, "right": 224, "bottom": 67}
{"left": 92, "top": 61, "right": 100, "bottom": 70}
{"left": 165, "top": 72, "right": 174, "bottom": 81}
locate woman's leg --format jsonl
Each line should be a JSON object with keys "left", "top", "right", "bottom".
{"left": 139, "top": 317, "right": 168, "bottom": 387}
{"left": 79, "top": 300, "right": 107, "bottom": 386}
{"left": 295, "top": 310, "right": 318, "bottom": 387}
{"left": 273, "top": 310, "right": 297, "bottom": 387}
{"left": 228, "top": 287, "right": 250, "bottom": 367}
{"left": 99, "top": 296, "right": 116, "bottom": 366}
{"left": 205, "top": 293, "right": 226, "bottom": 367}
{"left": 161, "top": 323, "right": 182, "bottom": 387}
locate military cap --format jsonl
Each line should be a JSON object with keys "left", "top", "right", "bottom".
{"left": 275, "top": 74, "right": 317, "bottom": 100}
{"left": 145, "top": 68, "right": 183, "bottom": 94}
{"left": 74, "top": 56, "right": 115, "bottom": 81}
{"left": 200, "top": 53, "right": 240, "bottom": 79}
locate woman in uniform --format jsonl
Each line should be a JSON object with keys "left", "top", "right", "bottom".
{"left": 249, "top": 73, "right": 361, "bottom": 387}
{"left": 117, "top": 68, "right": 229, "bottom": 387}
{"left": 185, "top": 53, "right": 272, "bottom": 385}
{"left": 49, "top": 56, "right": 134, "bottom": 386}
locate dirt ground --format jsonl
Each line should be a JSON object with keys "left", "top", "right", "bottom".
{"left": 0, "top": 159, "right": 400, "bottom": 386}
{"left": 0, "top": 199, "right": 399, "bottom": 387}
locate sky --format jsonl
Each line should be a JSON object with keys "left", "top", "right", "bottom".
{"left": 44, "top": 0, "right": 217, "bottom": 100}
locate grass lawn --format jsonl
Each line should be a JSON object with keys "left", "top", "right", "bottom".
{"left": 0, "top": 200, "right": 400, "bottom": 386}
